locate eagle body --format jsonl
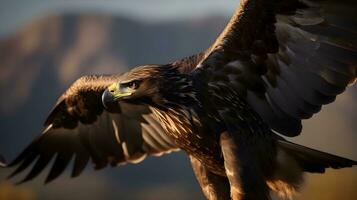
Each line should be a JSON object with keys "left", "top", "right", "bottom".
{"left": 150, "top": 68, "right": 276, "bottom": 178}
{"left": 2, "top": 0, "right": 357, "bottom": 199}
{"left": 145, "top": 68, "right": 226, "bottom": 175}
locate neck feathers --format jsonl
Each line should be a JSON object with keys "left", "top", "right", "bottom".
{"left": 155, "top": 66, "right": 201, "bottom": 110}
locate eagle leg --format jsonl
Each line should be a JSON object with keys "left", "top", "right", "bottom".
{"left": 189, "top": 155, "right": 230, "bottom": 200}
{"left": 220, "top": 131, "right": 271, "bottom": 200}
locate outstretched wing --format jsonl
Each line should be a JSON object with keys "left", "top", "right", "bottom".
{"left": 3, "top": 75, "right": 178, "bottom": 184}
{"left": 192, "top": 0, "right": 357, "bottom": 136}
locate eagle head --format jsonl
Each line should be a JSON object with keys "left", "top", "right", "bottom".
{"left": 102, "top": 64, "right": 197, "bottom": 111}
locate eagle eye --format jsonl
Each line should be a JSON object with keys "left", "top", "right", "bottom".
{"left": 120, "top": 80, "right": 141, "bottom": 92}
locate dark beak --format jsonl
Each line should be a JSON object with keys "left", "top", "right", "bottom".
{"left": 102, "top": 89, "right": 121, "bottom": 113}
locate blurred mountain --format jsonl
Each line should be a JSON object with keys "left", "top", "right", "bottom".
{"left": 0, "top": 13, "right": 227, "bottom": 200}
{"left": 0, "top": 13, "right": 227, "bottom": 151}
{"left": 0, "top": 14, "right": 227, "bottom": 116}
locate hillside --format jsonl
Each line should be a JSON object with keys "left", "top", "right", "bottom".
{"left": 0, "top": 13, "right": 226, "bottom": 200}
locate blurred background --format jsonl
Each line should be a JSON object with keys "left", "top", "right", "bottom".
{"left": 0, "top": 0, "right": 356, "bottom": 200}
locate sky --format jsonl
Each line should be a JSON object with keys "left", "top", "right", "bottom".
{"left": 0, "top": 0, "right": 239, "bottom": 37}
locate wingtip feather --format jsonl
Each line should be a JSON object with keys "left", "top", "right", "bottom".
{"left": 351, "top": 159, "right": 357, "bottom": 166}
{"left": 0, "top": 154, "right": 6, "bottom": 167}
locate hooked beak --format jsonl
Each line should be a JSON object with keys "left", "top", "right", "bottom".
{"left": 102, "top": 83, "right": 121, "bottom": 112}
{"left": 102, "top": 88, "right": 116, "bottom": 109}
{"left": 102, "top": 82, "right": 132, "bottom": 112}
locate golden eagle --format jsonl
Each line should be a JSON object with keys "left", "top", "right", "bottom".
{"left": 2, "top": 0, "right": 357, "bottom": 199}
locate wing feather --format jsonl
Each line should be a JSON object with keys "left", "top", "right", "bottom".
{"left": 4, "top": 75, "right": 178, "bottom": 183}
{"left": 191, "top": 0, "right": 357, "bottom": 136}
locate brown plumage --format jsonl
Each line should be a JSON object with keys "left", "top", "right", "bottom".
{"left": 2, "top": 0, "right": 357, "bottom": 199}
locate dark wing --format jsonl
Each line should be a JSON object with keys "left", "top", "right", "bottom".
{"left": 3, "top": 75, "right": 178, "bottom": 184}
{"left": 191, "top": 0, "right": 357, "bottom": 136}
